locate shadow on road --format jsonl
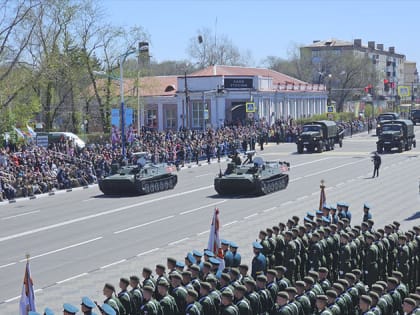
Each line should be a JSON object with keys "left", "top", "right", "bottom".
{"left": 207, "top": 194, "right": 256, "bottom": 200}
{"left": 92, "top": 194, "right": 138, "bottom": 199}
{"left": 405, "top": 211, "right": 420, "bottom": 221}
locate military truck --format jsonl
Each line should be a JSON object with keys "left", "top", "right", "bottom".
{"left": 376, "top": 112, "right": 399, "bottom": 135}
{"left": 296, "top": 120, "right": 338, "bottom": 153}
{"left": 376, "top": 119, "right": 416, "bottom": 153}
{"left": 410, "top": 109, "right": 420, "bottom": 125}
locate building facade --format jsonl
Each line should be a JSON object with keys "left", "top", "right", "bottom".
{"left": 122, "top": 65, "right": 328, "bottom": 131}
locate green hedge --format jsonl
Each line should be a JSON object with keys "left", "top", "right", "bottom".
{"left": 295, "top": 112, "right": 356, "bottom": 125}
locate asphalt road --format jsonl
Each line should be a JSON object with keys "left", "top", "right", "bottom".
{"left": 1, "top": 129, "right": 420, "bottom": 314}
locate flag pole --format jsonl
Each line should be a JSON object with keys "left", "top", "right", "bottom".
{"left": 319, "top": 179, "right": 326, "bottom": 211}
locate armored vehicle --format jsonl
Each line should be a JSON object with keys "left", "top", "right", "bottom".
{"left": 214, "top": 152, "right": 289, "bottom": 196}
{"left": 296, "top": 120, "right": 338, "bottom": 153}
{"left": 99, "top": 153, "right": 177, "bottom": 195}
{"left": 376, "top": 119, "right": 416, "bottom": 153}
{"left": 376, "top": 112, "right": 399, "bottom": 135}
{"left": 410, "top": 109, "right": 420, "bottom": 125}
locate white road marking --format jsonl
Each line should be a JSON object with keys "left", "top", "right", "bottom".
{"left": 290, "top": 177, "right": 302, "bottom": 182}
{"left": 168, "top": 237, "right": 189, "bottom": 246}
{"left": 19, "top": 237, "right": 103, "bottom": 262}
{"left": 100, "top": 259, "right": 126, "bottom": 269}
{"left": 137, "top": 248, "right": 160, "bottom": 257}
{"left": 0, "top": 185, "right": 213, "bottom": 243}
{"left": 195, "top": 173, "right": 212, "bottom": 178}
{"left": 56, "top": 273, "right": 88, "bottom": 284}
{"left": 281, "top": 201, "right": 293, "bottom": 206}
{"left": 244, "top": 213, "right": 258, "bottom": 220}
{"left": 4, "top": 295, "right": 21, "bottom": 303}
{"left": 302, "top": 158, "right": 367, "bottom": 178}
{"left": 296, "top": 196, "right": 308, "bottom": 201}
{"left": 197, "top": 230, "right": 210, "bottom": 235}
{"left": 263, "top": 207, "right": 277, "bottom": 213}
{"left": 0, "top": 262, "right": 16, "bottom": 269}
{"left": 223, "top": 220, "right": 238, "bottom": 227}
{"left": 114, "top": 215, "right": 175, "bottom": 234}
{"left": 336, "top": 183, "right": 345, "bottom": 187}
{"left": 82, "top": 198, "right": 95, "bottom": 202}
{"left": 180, "top": 200, "right": 227, "bottom": 215}
{"left": 292, "top": 158, "right": 331, "bottom": 168}
{"left": 1, "top": 210, "right": 40, "bottom": 220}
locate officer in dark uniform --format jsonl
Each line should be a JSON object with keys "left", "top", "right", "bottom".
{"left": 372, "top": 152, "right": 381, "bottom": 178}
{"left": 229, "top": 242, "right": 242, "bottom": 268}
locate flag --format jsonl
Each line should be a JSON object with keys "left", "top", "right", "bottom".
{"left": 19, "top": 260, "right": 36, "bottom": 315}
{"left": 207, "top": 208, "right": 225, "bottom": 272}
{"left": 13, "top": 127, "right": 26, "bottom": 139}
{"left": 26, "top": 125, "right": 37, "bottom": 138}
{"left": 319, "top": 180, "right": 326, "bottom": 211}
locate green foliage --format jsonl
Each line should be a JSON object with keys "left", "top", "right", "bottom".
{"left": 295, "top": 112, "right": 356, "bottom": 125}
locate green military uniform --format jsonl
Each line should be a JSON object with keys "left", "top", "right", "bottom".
{"left": 284, "top": 238, "right": 297, "bottom": 282}
{"left": 198, "top": 294, "right": 217, "bottom": 315}
{"left": 221, "top": 304, "right": 239, "bottom": 315}
{"left": 274, "top": 233, "right": 285, "bottom": 266}
{"left": 105, "top": 296, "right": 126, "bottom": 315}
{"left": 185, "top": 302, "right": 202, "bottom": 315}
{"left": 363, "top": 242, "right": 378, "bottom": 287}
{"left": 271, "top": 304, "right": 293, "bottom": 315}
{"left": 316, "top": 307, "right": 333, "bottom": 315}
{"left": 140, "top": 299, "right": 161, "bottom": 315}
{"left": 397, "top": 243, "right": 410, "bottom": 285}
{"left": 308, "top": 239, "right": 323, "bottom": 271}
{"left": 143, "top": 277, "right": 156, "bottom": 291}
{"left": 296, "top": 294, "right": 312, "bottom": 315}
{"left": 334, "top": 296, "right": 348, "bottom": 315}
{"left": 258, "top": 287, "right": 273, "bottom": 314}
{"left": 245, "top": 290, "right": 261, "bottom": 315}
{"left": 159, "top": 294, "right": 178, "bottom": 315}
{"left": 208, "top": 289, "right": 221, "bottom": 315}
{"left": 118, "top": 290, "right": 132, "bottom": 315}
{"left": 339, "top": 243, "right": 352, "bottom": 277}
{"left": 171, "top": 286, "right": 187, "bottom": 315}
{"left": 327, "top": 303, "right": 341, "bottom": 315}
{"left": 235, "top": 297, "right": 252, "bottom": 315}
{"left": 129, "top": 287, "right": 144, "bottom": 315}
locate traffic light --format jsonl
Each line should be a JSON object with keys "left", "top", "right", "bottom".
{"left": 364, "top": 84, "right": 373, "bottom": 94}
{"left": 384, "top": 79, "right": 390, "bottom": 92}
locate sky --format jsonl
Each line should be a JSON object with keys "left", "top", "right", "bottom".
{"left": 102, "top": 0, "right": 420, "bottom": 66}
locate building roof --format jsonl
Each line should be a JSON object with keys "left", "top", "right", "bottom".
{"left": 189, "top": 65, "right": 308, "bottom": 86}
{"left": 304, "top": 39, "right": 354, "bottom": 48}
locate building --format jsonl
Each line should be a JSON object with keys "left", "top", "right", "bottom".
{"left": 301, "top": 38, "right": 406, "bottom": 103}
{"left": 400, "top": 61, "right": 419, "bottom": 106}
{"left": 113, "top": 65, "right": 328, "bottom": 131}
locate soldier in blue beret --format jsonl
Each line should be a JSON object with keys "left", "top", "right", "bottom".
{"left": 81, "top": 296, "right": 96, "bottom": 315}
{"left": 363, "top": 203, "right": 372, "bottom": 222}
{"left": 63, "top": 303, "right": 79, "bottom": 314}
{"left": 175, "top": 261, "right": 185, "bottom": 272}
{"left": 44, "top": 308, "right": 55, "bottom": 315}
{"left": 342, "top": 203, "right": 352, "bottom": 223}
{"left": 100, "top": 303, "right": 116, "bottom": 315}
{"left": 28, "top": 312, "right": 40, "bottom": 315}
{"left": 251, "top": 242, "right": 266, "bottom": 279}
{"left": 185, "top": 252, "right": 196, "bottom": 267}
{"left": 307, "top": 211, "right": 315, "bottom": 220}
{"left": 229, "top": 242, "right": 241, "bottom": 268}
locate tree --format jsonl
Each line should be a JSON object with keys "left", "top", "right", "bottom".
{"left": 187, "top": 27, "right": 250, "bottom": 68}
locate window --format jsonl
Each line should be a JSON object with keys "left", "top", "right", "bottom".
{"left": 165, "top": 108, "right": 177, "bottom": 129}
{"left": 146, "top": 109, "right": 157, "bottom": 128}
{"left": 192, "top": 101, "right": 206, "bottom": 128}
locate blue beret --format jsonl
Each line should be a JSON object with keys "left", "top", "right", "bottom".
{"left": 209, "top": 257, "right": 220, "bottom": 265}
{"left": 229, "top": 242, "right": 238, "bottom": 248}
{"left": 63, "top": 303, "right": 79, "bottom": 314}
{"left": 316, "top": 210, "right": 323, "bottom": 215}
{"left": 322, "top": 216, "right": 330, "bottom": 223}
{"left": 330, "top": 205, "right": 337, "bottom": 211}
{"left": 221, "top": 239, "right": 230, "bottom": 246}
{"left": 204, "top": 250, "right": 214, "bottom": 257}
{"left": 323, "top": 205, "right": 331, "bottom": 210}
{"left": 176, "top": 261, "right": 185, "bottom": 268}
{"left": 28, "top": 312, "right": 40, "bottom": 315}
{"left": 364, "top": 203, "right": 370, "bottom": 209}
{"left": 186, "top": 252, "right": 196, "bottom": 264}
{"left": 342, "top": 202, "right": 349, "bottom": 208}
{"left": 304, "top": 216, "right": 313, "bottom": 223}
{"left": 337, "top": 202, "right": 344, "bottom": 207}
{"left": 192, "top": 250, "right": 203, "bottom": 257}
{"left": 253, "top": 241, "right": 263, "bottom": 249}
{"left": 44, "top": 308, "right": 55, "bottom": 315}
{"left": 81, "top": 296, "right": 96, "bottom": 309}
{"left": 101, "top": 304, "right": 116, "bottom": 315}
{"left": 306, "top": 212, "right": 314, "bottom": 218}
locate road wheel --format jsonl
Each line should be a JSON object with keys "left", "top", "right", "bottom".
{"left": 274, "top": 180, "right": 280, "bottom": 191}
{"left": 398, "top": 142, "right": 403, "bottom": 153}
{"left": 164, "top": 180, "right": 169, "bottom": 190}
{"left": 318, "top": 142, "right": 324, "bottom": 153}
{"left": 297, "top": 145, "right": 303, "bottom": 154}
{"left": 168, "top": 177, "right": 174, "bottom": 189}
{"left": 143, "top": 182, "right": 150, "bottom": 194}
{"left": 339, "top": 140, "right": 343, "bottom": 148}
{"left": 377, "top": 145, "right": 383, "bottom": 154}
{"left": 159, "top": 181, "right": 165, "bottom": 191}
{"left": 150, "top": 182, "right": 155, "bottom": 193}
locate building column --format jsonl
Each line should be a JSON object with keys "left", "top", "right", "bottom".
{"left": 157, "top": 103, "right": 163, "bottom": 131}
{"left": 177, "top": 98, "right": 183, "bottom": 129}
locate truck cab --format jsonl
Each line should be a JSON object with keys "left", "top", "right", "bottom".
{"left": 376, "top": 112, "right": 399, "bottom": 135}
{"left": 376, "top": 119, "right": 416, "bottom": 153}
{"left": 296, "top": 120, "right": 338, "bottom": 153}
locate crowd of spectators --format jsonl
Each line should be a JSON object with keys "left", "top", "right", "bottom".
{"left": 0, "top": 118, "right": 370, "bottom": 201}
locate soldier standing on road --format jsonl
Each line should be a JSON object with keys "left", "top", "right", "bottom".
{"left": 118, "top": 278, "right": 132, "bottom": 315}
{"left": 362, "top": 204, "right": 372, "bottom": 222}
{"left": 372, "top": 152, "right": 381, "bottom": 178}
{"left": 103, "top": 283, "right": 126, "bottom": 315}
{"left": 251, "top": 242, "right": 266, "bottom": 279}
{"left": 129, "top": 276, "right": 144, "bottom": 315}
{"left": 363, "top": 233, "right": 379, "bottom": 288}
{"left": 396, "top": 235, "right": 410, "bottom": 289}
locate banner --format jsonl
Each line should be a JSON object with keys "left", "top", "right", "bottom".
{"left": 111, "top": 108, "right": 133, "bottom": 128}
{"left": 19, "top": 260, "right": 36, "bottom": 315}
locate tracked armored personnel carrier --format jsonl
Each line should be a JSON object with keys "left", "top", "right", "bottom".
{"left": 214, "top": 152, "right": 289, "bottom": 196}
{"left": 99, "top": 153, "right": 177, "bottom": 195}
